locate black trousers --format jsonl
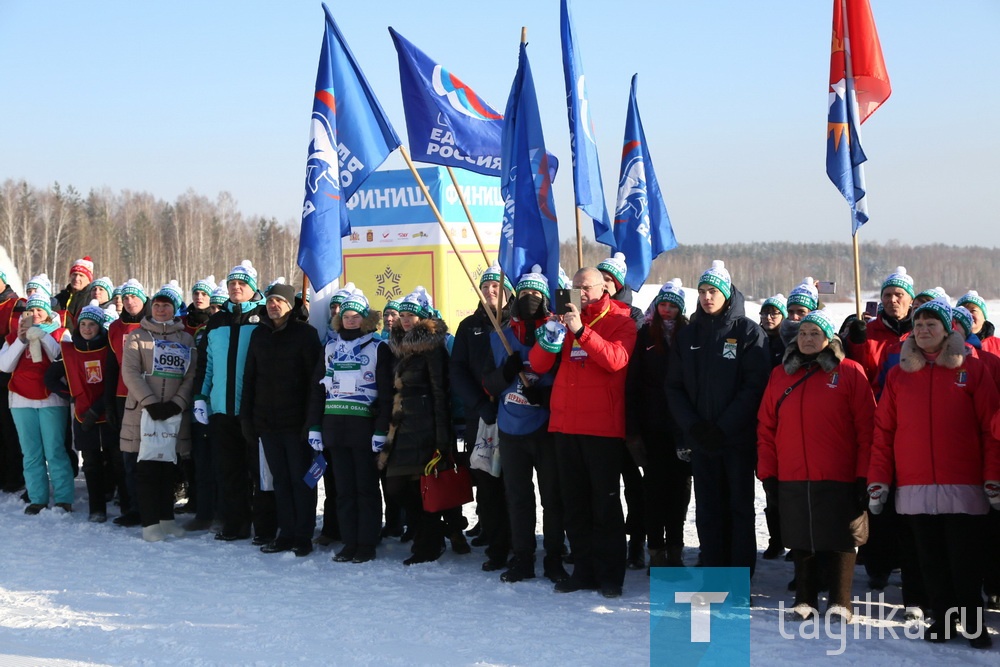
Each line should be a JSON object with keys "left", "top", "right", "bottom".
{"left": 191, "top": 420, "right": 223, "bottom": 522}
{"left": 114, "top": 397, "right": 136, "bottom": 515}
{"left": 554, "top": 433, "right": 626, "bottom": 587}
{"left": 384, "top": 475, "right": 445, "bottom": 558}
{"left": 641, "top": 430, "right": 691, "bottom": 550}
{"left": 983, "top": 510, "right": 1000, "bottom": 598}
{"left": 136, "top": 459, "right": 176, "bottom": 527}
{"left": 690, "top": 445, "right": 757, "bottom": 574}
{"left": 621, "top": 447, "right": 644, "bottom": 541}
{"left": 500, "top": 428, "right": 565, "bottom": 558}
{"left": 324, "top": 416, "right": 381, "bottom": 548}
{"left": 0, "top": 374, "right": 24, "bottom": 491}
{"left": 909, "top": 513, "right": 987, "bottom": 636}
{"left": 319, "top": 454, "right": 340, "bottom": 540}
{"left": 261, "top": 430, "right": 316, "bottom": 546}
{"left": 213, "top": 414, "right": 277, "bottom": 537}
{"left": 74, "top": 419, "right": 113, "bottom": 515}
{"left": 472, "top": 467, "right": 510, "bottom": 563}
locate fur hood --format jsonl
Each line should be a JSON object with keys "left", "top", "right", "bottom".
{"left": 782, "top": 335, "right": 846, "bottom": 374}
{"left": 388, "top": 317, "right": 449, "bottom": 358}
{"left": 899, "top": 330, "right": 966, "bottom": 372}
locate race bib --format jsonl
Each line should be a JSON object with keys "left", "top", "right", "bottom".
{"left": 569, "top": 338, "right": 588, "bottom": 361}
{"left": 151, "top": 339, "right": 191, "bottom": 379}
{"left": 332, "top": 362, "right": 360, "bottom": 394}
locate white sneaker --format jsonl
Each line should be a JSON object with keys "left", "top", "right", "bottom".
{"left": 159, "top": 520, "right": 186, "bottom": 538}
{"left": 142, "top": 524, "right": 166, "bottom": 542}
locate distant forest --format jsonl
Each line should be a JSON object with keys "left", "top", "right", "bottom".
{"left": 563, "top": 238, "right": 1000, "bottom": 301}
{"left": 3, "top": 179, "right": 998, "bottom": 300}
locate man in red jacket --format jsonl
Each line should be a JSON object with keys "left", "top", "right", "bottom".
{"left": 529, "top": 267, "right": 636, "bottom": 599}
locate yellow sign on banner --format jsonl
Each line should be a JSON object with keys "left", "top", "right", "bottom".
{"left": 340, "top": 167, "right": 502, "bottom": 328}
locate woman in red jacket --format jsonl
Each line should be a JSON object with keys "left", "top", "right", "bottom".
{"left": 868, "top": 298, "right": 999, "bottom": 649}
{"left": 757, "top": 309, "right": 875, "bottom": 622}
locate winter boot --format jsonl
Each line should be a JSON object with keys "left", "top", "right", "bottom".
{"left": 159, "top": 520, "right": 186, "bottom": 538}
{"left": 500, "top": 555, "right": 536, "bottom": 583}
{"left": 647, "top": 548, "right": 666, "bottom": 570}
{"left": 626, "top": 537, "right": 645, "bottom": 570}
{"left": 665, "top": 545, "right": 684, "bottom": 567}
{"left": 825, "top": 551, "right": 856, "bottom": 612}
{"left": 142, "top": 524, "right": 166, "bottom": 542}
{"left": 792, "top": 550, "right": 820, "bottom": 612}
{"left": 449, "top": 531, "right": 471, "bottom": 555}
{"left": 543, "top": 554, "right": 570, "bottom": 583}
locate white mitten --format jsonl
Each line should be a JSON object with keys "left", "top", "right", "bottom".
{"left": 193, "top": 399, "right": 209, "bottom": 425}
{"left": 24, "top": 326, "right": 47, "bottom": 341}
{"left": 867, "top": 482, "right": 889, "bottom": 515}
{"left": 371, "top": 433, "right": 387, "bottom": 453}
{"left": 985, "top": 480, "right": 1000, "bottom": 509}
{"left": 308, "top": 430, "right": 324, "bottom": 452}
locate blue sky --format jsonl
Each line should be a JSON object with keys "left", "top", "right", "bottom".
{"left": 1, "top": 0, "right": 998, "bottom": 247}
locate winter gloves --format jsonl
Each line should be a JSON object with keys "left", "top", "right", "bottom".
{"left": 24, "top": 325, "right": 47, "bottom": 341}
{"left": 371, "top": 432, "right": 387, "bottom": 453}
{"left": 536, "top": 321, "right": 567, "bottom": 354}
{"left": 986, "top": 481, "right": 1000, "bottom": 509}
{"left": 847, "top": 318, "right": 867, "bottom": 345}
{"left": 308, "top": 430, "right": 324, "bottom": 452}
{"left": 80, "top": 409, "right": 100, "bottom": 432}
{"left": 145, "top": 401, "right": 182, "bottom": 422}
{"left": 867, "top": 482, "right": 889, "bottom": 514}
{"left": 193, "top": 399, "right": 209, "bottom": 425}
{"left": 502, "top": 351, "right": 524, "bottom": 383}
{"left": 690, "top": 421, "right": 726, "bottom": 452}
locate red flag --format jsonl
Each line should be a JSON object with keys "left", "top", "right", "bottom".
{"left": 831, "top": 0, "right": 891, "bottom": 124}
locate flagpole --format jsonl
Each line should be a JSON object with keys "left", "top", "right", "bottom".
{"left": 444, "top": 166, "right": 492, "bottom": 266}
{"left": 399, "top": 145, "right": 515, "bottom": 356}
{"left": 574, "top": 208, "right": 583, "bottom": 269}
{"left": 843, "top": 0, "right": 863, "bottom": 320}
{"left": 302, "top": 273, "right": 310, "bottom": 305}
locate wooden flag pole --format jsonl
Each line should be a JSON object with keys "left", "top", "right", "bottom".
{"left": 445, "top": 166, "right": 492, "bottom": 266}
{"left": 399, "top": 144, "right": 514, "bottom": 356}
{"left": 852, "top": 231, "right": 863, "bottom": 319}
{"left": 575, "top": 208, "right": 583, "bottom": 269}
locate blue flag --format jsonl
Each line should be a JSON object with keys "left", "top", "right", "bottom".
{"left": 499, "top": 43, "right": 561, "bottom": 296}
{"left": 298, "top": 4, "right": 401, "bottom": 291}
{"left": 613, "top": 75, "right": 677, "bottom": 291}
{"left": 560, "top": 0, "right": 613, "bottom": 248}
{"left": 389, "top": 27, "right": 503, "bottom": 176}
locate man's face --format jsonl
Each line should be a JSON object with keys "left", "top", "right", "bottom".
{"left": 384, "top": 309, "right": 399, "bottom": 331}
{"left": 228, "top": 280, "right": 253, "bottom": 304}
{"left": 69, "top": 271, "right": 88, "bottom": 291}
{"left": 191, "top": 290, "right": 210, "bottom": 310}
{"left": 480, "top": 280, "right": 500, "bottom": 310}
{"left": 266, "top": 296, "right": 291, "bottom": 321}
{"left": 698, "top": 286, "right": 726, "bottom": 315}
{"left": 572, "top": 270, "right": 606, "bottom": 309}
{"left": 122, "top": 294, "right": 144, "bottom": 316}
{"left": 786, "top": 305, "right": 810, "bottom": 322}
{"left": 881, "top": 287, "right": 913, "bottom": 320}
{"left": 601, "top": 272, "right": 617, "bottom": 295}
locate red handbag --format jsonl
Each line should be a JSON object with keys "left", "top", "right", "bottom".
{"left": 420, "top": 449, "right": 473, "bottom": 513}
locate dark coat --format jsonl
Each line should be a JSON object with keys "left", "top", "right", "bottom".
{"left": 449, "top": 303, "right": 508, "bottom": 437}
{"left": 626, "top": 320, "right": 683, "bottom": 440}
{"left": 665, "top": 286, "right": 770, "bottom": 451}
{"left": 240, "top": 317, "right": 323, "bottom": 434}
{"left": 385, "top": 317, "right": 454, "bottom": 476}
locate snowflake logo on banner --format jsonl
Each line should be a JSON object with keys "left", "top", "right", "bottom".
{"left": 375, "top": 266, "right": 402, "bottom": 300}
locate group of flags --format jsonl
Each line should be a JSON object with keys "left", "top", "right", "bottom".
{"left": 300, "top": 0, "right": 890, "bottom": 294}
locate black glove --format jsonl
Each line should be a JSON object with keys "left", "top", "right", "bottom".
{"left": 855, "top": 477, "right": 869, "bottom": 514}
{"left": 106, "top": 407, "right": 120, "bottom": 431}
{"left": 144, "top": 402, "right": 171, "bottom": 421}
{"left": 847, "top": 318, "right": 867, "bottom": 345}
{"left": 762, "top": 476, "right": 778, "bottom": 505}
{"left": 241, "top": 419, "right": 257, "bottom": 445}
{"left": 521, "top": 383, "right": 544, "bottom": 406}
{"left": 502, "top": 351, "right": 523, "bottom": 383}
{"left": 690, "top": 421, "right": 726, "bottom": 452}
{"left": 80, "top": 408, "right": 99, "bottom": 432}
{"left": 159, "top": 401, "right": 182, "bottom": 418}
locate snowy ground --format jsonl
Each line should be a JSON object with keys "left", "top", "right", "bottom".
{"left": 3, "top": 294, "right": 999, "bottom": 666}
{"left": 1, "top": 474, "right": 997, "bottom": 666}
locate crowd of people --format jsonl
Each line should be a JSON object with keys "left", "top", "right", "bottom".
{"left": 1, "top": 254, "right": 998, "bottom": 648}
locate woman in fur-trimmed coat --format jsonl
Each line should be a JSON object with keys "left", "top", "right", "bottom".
{"left": 869, "top": 299, "right": 999, "bottom": 648}
{"left": 376, "top": 286, "right": 457, "bottom": 565}
{"left": 757, "top": 310, "right": 875, "bottom": 621}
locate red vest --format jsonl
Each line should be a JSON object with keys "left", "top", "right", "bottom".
{"left": 61, "top": 341, "right": 109, "bottom": 421}
{"left": 108, "top": 318, "right": 141, "bottom": 397}
{"left": 3, "top": 299, "right": 25, "bottom": 346}
{"left": 8, "top": 327, "right": 68, "bottom": 400}
{"left": 0, "top": 295, "right": 17, "bottom": 340}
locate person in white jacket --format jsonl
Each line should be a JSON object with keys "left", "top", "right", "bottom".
{"left": 0, "top": 295, "right": 73, "bottom": 514}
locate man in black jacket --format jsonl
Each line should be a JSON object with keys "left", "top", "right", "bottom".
{"left": 240, "top": 282, "right": 322, "bottom": 557}
{"left": 666, "top": 260, "right": 769, "bottom": 575}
